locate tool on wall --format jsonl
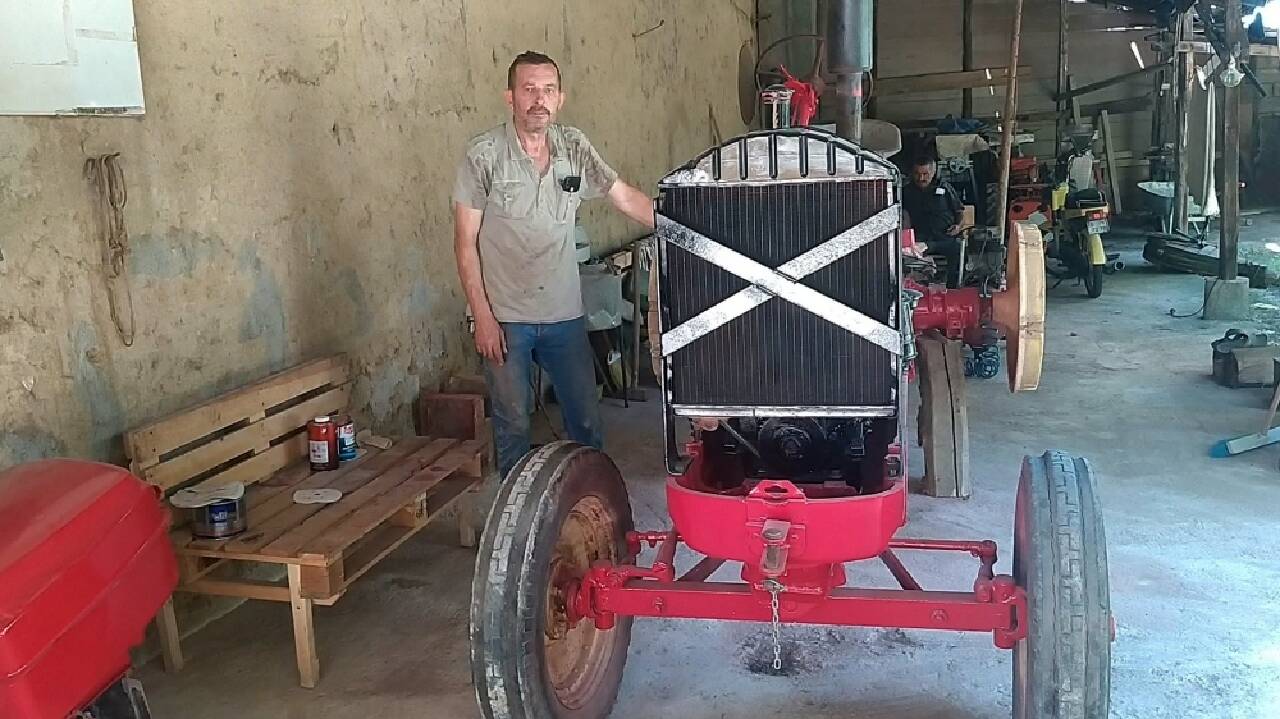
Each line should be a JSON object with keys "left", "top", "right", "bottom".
{"left": 84, "top": 153, "right": 136, "bottom": 346}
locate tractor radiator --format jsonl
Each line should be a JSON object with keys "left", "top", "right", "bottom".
{"left": 656, "top": 132, "right": 900, "bottom": 415}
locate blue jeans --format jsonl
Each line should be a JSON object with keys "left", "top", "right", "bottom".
{"left": 485, "top": 317, "right": 603, "bottom": 479}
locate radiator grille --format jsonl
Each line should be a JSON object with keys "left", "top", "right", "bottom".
{"left": 658, "top": 179, "right": 897, "bottom": 410}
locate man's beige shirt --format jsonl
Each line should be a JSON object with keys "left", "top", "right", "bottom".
{"left": 453, "top": 122, "right": 618, "bottom": 323}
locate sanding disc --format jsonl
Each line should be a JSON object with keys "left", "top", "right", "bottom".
{"left": 293, "top": 489, "right": 343, "bottom": 505}
{"left": 991, "top": 222, "right": 1046, "bottom": 392}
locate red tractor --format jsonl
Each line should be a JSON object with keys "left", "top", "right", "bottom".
{"left": 470, "top": 129, "right": 1111, "bottom": 719}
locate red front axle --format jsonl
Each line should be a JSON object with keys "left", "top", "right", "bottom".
{"left": 567, "top": 531, "right": 1027, "bottom": 650}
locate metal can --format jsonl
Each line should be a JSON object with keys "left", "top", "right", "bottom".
{"left": 192, "top": 498, "right": 247, "bottom": 539}
{"left": 308, "top": 416, "right": 339, "bottom": 471}
{"left": 334, "top": 413, "right": 358, "bottom": 461}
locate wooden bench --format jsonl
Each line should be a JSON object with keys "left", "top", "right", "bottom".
{"left": 124, "top": 356, "right": 486, "bottom": 688}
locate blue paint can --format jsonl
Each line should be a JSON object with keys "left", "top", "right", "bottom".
{"left": 192, "top": 498, "right": 247, "bottom": 539}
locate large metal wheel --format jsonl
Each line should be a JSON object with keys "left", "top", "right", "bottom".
{"left": 471, "top": 442, "right": 633, "bottom": 719}
{"left": 1012, "top": 451, "right": 1111, "bottom": 719}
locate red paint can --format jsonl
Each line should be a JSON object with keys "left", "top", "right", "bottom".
{"left": 308, "top": 416, "right": 339, "bottom": 471}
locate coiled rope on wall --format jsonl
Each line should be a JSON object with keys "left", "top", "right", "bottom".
{"left": 85, "top": 153, "right": 136, "bottom": 347}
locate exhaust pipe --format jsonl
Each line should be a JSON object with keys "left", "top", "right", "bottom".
{"left": 825, "top": 0, "right": 874, "bottom": 142}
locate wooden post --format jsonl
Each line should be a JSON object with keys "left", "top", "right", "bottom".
{"left": 1221, "top": 0, "right": 1243, "bottom": 280}
{"left": 1099, "top": 110, "right": 1124, "bottom": 214}
{"left": 288, "top": 564, "right": 320, "bottom": 688}
{"left": 1151, "top": 31, "right": 1169, "bottom": 164}
{"left": 1056, "top": 0, "right": 1071, "bottom": 151}
{"left": 962, "top": 0, "right": 974, "bottom": 118}
{"left": 1067, "top": 75, "right": 1082, "bottom": 126}
{"left": 917, "top": 333, "right": 971, "bottom": 499}
{"left": 1174, "top": 12, "right": 1194, "bottom": 234}
{"left": 155, "top": 598, "right": 184, "bottom": 673}
{"left": 994, "top": 0, "right": 1025, "bottom": 241}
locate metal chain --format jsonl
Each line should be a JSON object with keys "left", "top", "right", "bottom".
{"left": 764, "top": 579, "right": 784, "bottom": 671}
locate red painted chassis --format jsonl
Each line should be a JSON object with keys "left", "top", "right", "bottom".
{"left": 563, "top": 439, "right": 1028, "bottom": 650}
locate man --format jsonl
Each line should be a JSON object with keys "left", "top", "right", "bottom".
{"left": 902, "top": 157, "right": 966, "bottom": 288}
{"left": 453, "top": 51, "right": 656, "bottom": 480}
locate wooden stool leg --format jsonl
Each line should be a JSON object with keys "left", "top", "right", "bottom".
{"left": 459, "top": 510, "right": 478, "bottom": 548}
{"left": 156, "top": 598, "right": 184, "bottom": 672}
{"left": 457, "top": 490, "right": 479, "bottom": 548}
{"left": 287, "top": 565, "right": 320, "bottom": 688}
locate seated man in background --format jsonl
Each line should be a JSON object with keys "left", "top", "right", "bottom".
{"left": 903, "top": 156, "right": 965, "bottom": 288}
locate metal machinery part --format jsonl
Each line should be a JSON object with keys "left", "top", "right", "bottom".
{"left": 909, "top": 221, "right": 1047, "bottom": 392}
{"left": 825, "top": 0, "right": 873, "bottom": 142}
{"left": 760, "top": 85, "right": 794, "bottom": 131}
{"left": 655, "top": 130, "right": 902, "bottom": 475}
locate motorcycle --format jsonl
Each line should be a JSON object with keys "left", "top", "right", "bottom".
{"left": 1050, "top": 185, "right": 1111, "bottom": 298}
{"left": 1046, "top": 133, "right": 1112, "bottom": 298}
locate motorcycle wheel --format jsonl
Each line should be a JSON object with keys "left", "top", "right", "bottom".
{"left": 1084, "top": 264, "right": 1104, "bottom": 298}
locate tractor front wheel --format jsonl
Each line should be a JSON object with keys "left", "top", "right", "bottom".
{"left": 471, "top": 442, "right": 633, "bottom": 719}
{"left": 1012, "top": 451, "right": 1112, "bottom": 719}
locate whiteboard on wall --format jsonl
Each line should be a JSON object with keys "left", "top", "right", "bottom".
{"left": 0, "top": 0, "right": 145, "bottom": 115}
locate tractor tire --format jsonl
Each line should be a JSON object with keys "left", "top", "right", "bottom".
{"left": 1012, "top": 451, "right": 1112, "bottom": 719}
{"left": 1084, "top": 265, "right": 1104, "bottom": 298}
{"left": 471, "top": 442, "right": 634, "bottom": 719}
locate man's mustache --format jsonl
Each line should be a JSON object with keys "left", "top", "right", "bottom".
{"left": 528, "top": 106, "right": 550, "bottom": 116}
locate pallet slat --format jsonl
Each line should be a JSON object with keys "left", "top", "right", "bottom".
{"left": 257, "top": 439, "right": 459, "bottom": 558}
{"left": 183, "top": 446, "right": 407, "bottom": 552}
{"left": 214, "top": 443, "right": 436, "bottom": 556}
{"left": 298, "top": 441, "right": 482, "bottom": 559}
{"left": 181, "top": 578, "right": 291, "bottom": 602}
{"left": 312, "top": 523, "right": 418, "bottom": 602}
{"left": 307, "top": 477, "right": 478, "bottom": 604}
{"left": 125, "top": 356, "right": 348, "bottom": 465}
{"left": 143, "top": 386, "right": 351, "bottom": 492}
{"left": 188, "top": 433, "right": 310, "bottom": 494}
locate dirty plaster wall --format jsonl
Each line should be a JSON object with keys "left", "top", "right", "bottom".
{"left": 0, "top": 1, "right": 753, "bottom": 468}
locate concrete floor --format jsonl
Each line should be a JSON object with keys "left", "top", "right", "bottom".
{"left": 141, "top": 229, "right": 1280, "bottom": 718}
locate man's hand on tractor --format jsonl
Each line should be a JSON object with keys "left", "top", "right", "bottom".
{"left": 945, "top": 224, "right": 963, "bottom": 236}
{"left": 474, "top": 314, "right": 507, "bottom": 366}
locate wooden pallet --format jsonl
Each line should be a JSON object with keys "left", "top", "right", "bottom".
{"left": 170, "top": 436, "right": 482, "bottom": 687}
{"left": 123, "top": 357, "right": 488, "bottom": 688}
